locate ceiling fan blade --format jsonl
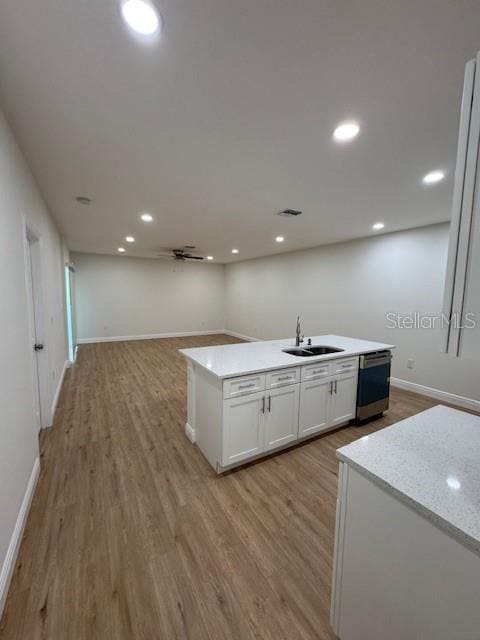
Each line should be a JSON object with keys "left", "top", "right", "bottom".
{"left": 185, "top": 255, "right": 204, "bottom": 260}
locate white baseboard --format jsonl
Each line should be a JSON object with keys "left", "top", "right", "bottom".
{"left": 0, "top": 456, "right": 40, "bottom": 618}
{"left": 185, "top": 422, "right": 196, "bottom": 443}
{"left": 77, "top": 329, "right": 226, "bottom": 345}
{"left": 390, "top": 377, "right": 480, "bottom": 412}
{"left": 48, "top": 359, "right": 69, "bottom": 427}
{"left": 223, "top": 330, "right": 259, "bottom": 342}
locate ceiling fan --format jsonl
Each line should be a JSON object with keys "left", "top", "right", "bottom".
{"left": 156, "top": 247, "right": 205, "bottom": 261}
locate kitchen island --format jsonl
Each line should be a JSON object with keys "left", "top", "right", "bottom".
{"left": 331, "top": 405, "right": 480, "bottom": 640}
{"left": 180, "top": 335, "right": 394, "bottom": 473}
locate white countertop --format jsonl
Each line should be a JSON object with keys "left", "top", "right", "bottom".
{"left": 179, "top": 334, "right": 394, "bottom": 379}
{"left": 337, "top": 405, "right": 480, "bottom": 555}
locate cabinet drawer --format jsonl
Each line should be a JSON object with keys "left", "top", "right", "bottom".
{"left": 223, "top": 373, "right": 266, "bottom": 399}
{"left": 301, "top": 361, "right": 331, "bottom": 381}
{"left": 266, "top": 367, "right": 300, "bottom": 388}
{"left": 331, "top": 357, "right": 358, "bottom": 375}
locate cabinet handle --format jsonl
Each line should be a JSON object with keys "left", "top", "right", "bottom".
{"left": 268, "top": 395, "right": 272, "bottom": 412}
{"left": 238, "top": 383, "right": 255, "bottom": 390}
{"left": 329, "top": 381, "right": 333, "bottom": 395}
{"left": 277, "top": 375, "right": 292, "bottom": 381}
{"left": 311, "top": 369, "right": 325, "bottom": 375}
{"left": 335, "top": 380, "right": 338, "bottom": 394}
{"left": 340, "top": 364, "right": 351, "bottom": 369}
{"left": 261, "top": 397, "right": 265, "bottom": 413}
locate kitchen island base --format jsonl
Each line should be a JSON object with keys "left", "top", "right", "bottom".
{"left": 185, "top": 357, "right": 358, "bottom": 473}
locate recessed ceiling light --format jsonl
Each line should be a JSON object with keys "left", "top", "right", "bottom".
{"left": 372, "top": 222, "right": 385, "bottom": 231}
{"left": 422, "top": 170, "right": 445, "bottom": 185}
{"left": 140, "top": 213, "right": 153, "bottom": 222}
{"left": 125, "top": 236, "right": 135, "bottom": 243}
{"left": 333, "top": 121, "right": 360, "bottom": 143}
{"left": 446, "top": 476, "right": 461, "bottom": 490}
{"left": 231, "top": 249, "right": 239, "bottom": 254}
{"left": 275, "top": 236, "right": 285, "bottom": 243}
{"left": 118, "top": 247, "right": 126, "bottom": 253}
{"left": 75, "top": 196, "right": 92, "bottom": 205}
{"left": 121, "top": 0, "right": 162, "bottom": 36}
{"left": 206, "top": 256, "right": 214, "bottom": 261}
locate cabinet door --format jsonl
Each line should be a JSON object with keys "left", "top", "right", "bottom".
{"left": 331, "top": 373, "right": 357, "bottom": 427}
{"left": 264, "top": 385, "right": 299, "bottom": 452}
{"left": 299, "top": 378, "right": 332, "bottom": 437}
{"left": 222, "top": 391, "right": 265, "bottom": 466}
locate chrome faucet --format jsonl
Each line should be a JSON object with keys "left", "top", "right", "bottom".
{"left": 295, "top": 316, "right": 304, "bottom": 347}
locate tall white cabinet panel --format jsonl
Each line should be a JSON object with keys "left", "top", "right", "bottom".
{"left": 222, "top": 391, "right": 265, "bottom": 466}
{"left": 458, "top": 125, "right": 480, "bottom": 358}
{"left": 330, "top": 374, "right": 357, "bottom": 427}
{"left": 443, "top": 51, "right": 480, "bottom": 358}
{"left": 299, "top": 378, "right": 331, "bottom": 437}
{"left": 264, "top": 385, "right": 300, "bottom": 451}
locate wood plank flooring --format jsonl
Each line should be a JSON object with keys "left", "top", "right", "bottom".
{"left": 0, "top": 334, "right": 455, "bottom": 639}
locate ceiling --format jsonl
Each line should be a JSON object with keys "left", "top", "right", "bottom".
{"left": 0, "top": 1, "right": 479, "bottom": 263}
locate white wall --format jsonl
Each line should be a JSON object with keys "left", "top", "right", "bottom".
{"left": 225, "top": 223, "right": 480, "bottom": 402}
{"left": 0, "top": 108, "right": 67, "bottom": 613}
{"left": 73, "top": 225, "right": 480, "bottom": 402}
{"left": 72, "top": 252, "right": 225, "bottom": 341}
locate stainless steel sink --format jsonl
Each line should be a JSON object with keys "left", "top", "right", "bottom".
{"left": 282, "top": 345, "right": 345, "bottom": 357}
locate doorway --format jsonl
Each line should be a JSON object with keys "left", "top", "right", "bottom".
{"left": 24, "top": 226, "right": 50, "bottom": 430}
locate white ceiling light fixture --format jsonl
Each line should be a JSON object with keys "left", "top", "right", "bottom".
{"left": 121, "top": 0, "right": 162, "bottom": 36}
{"left": 275, "top": 236, "right": 285, "bottom": 243}
{"left": 372, "top": 222, "right": 385, "bottom": 231}
{"left": 125, "top": 236, "right": 135, "bottom": 243}
{"left": 206, "top": 255, "right": 214, "bottom": 261}
{"left": 118, "top": 247, "right": 126, "bottom": 253}
{"left": 231, "top": 248, "right": 239, "bottom": 254}
{"left": 140, "top": 212, "right": 154, "bottom": 222}
{"left": 446, "top": 476, "right": 461, "bottom": 490}
{"left": 422, "top": 170, "right": 445, "bottom": 185}
{"left": 333, "top": 121, "right": 360, "bottom": 143}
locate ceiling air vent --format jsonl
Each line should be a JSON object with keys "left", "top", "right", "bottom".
{"left": 277, "top": 209, "right": 302, "bottom": 217}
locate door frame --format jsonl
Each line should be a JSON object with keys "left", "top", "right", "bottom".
{"left": 23, "top": 219, "right": 51, "bottom": 429}
{"left": 64, "top": 264, "right": 76, "bottom": 362}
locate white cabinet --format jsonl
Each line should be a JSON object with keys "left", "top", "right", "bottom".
{"left": 443, "top": 51, "right": 480, "bottom": 359}
{"left": 301, "top": 361, "right": 330, "bottom": 381}
{"left": 223, "top": 372, "right": 266, "bottom": 398}
{"left": 265, "top": 366, "right": 300, "bottom": 389}
{"left": 299, "top": 378, "right": 331, "bottom": 437}
{"left": 222, "top": 391, "right": 265, "bottom": 466}
{"left": 223, "top": 385, "right": 300, "bottom": 464}
{"left": 330, "top": 373, "right": 357, "bottom": 427}
{"left": 299, "top": 372, "right": 357, "bottom": 438}
{"left": 264, "top": 384, "right": 300, "bottom": 451}
{"left": 331, "top": 464, "right": 480, "bottom": 639}
{"left": 188, "top": 356, "right": 359, "bottom": 473}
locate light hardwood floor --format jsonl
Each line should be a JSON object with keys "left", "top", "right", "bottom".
{"left": 0, "top": 335, "right": 455, "bottom": 639}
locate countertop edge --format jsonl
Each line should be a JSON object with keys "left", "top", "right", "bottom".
{"left": 336, "top": 452, "right": 480, "bottom": 557}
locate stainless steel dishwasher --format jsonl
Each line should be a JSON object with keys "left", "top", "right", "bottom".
{"left": 356, "top": 350, "right": 392, "bottom": 422}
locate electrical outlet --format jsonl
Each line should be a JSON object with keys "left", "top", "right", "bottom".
{"left": 407, "top": 358, "right": 415, "bottom": 369}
